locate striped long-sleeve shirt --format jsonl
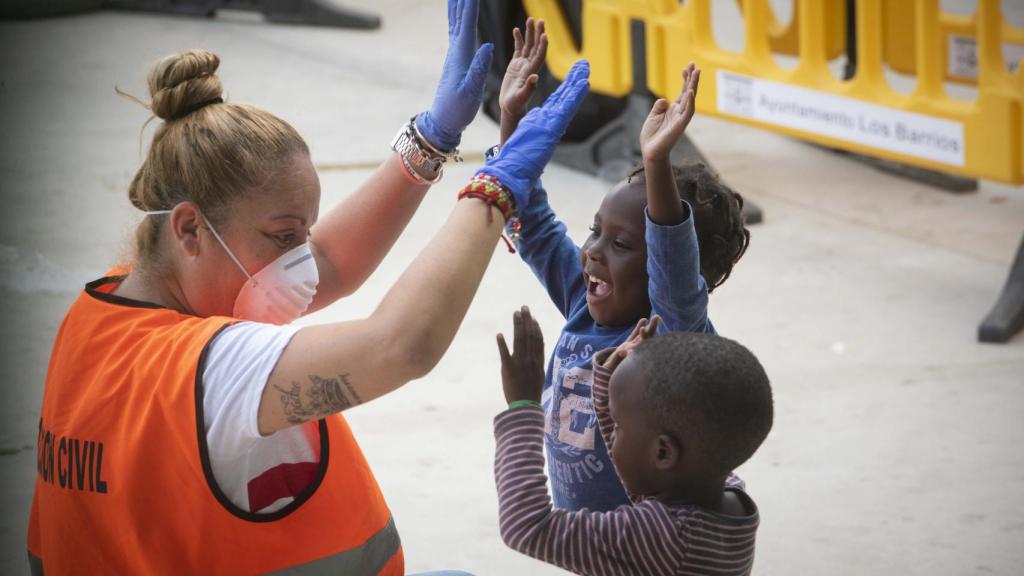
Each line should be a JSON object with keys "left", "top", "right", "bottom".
{"left": 494, "top": 349, "right": 760, "bottom": 576}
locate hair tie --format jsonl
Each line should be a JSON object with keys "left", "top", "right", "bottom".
{"left": 171, "top": 96, "right": 223, "bottom": 120}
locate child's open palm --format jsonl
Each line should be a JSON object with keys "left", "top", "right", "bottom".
{"left": 639, "top": 63, "right": 701, "bottom": 162}
{"left": 499, "top": 18, "right": 548, "bottom": 123}
{"left": 497, "top": 306, "right": 546, "bottom": 404}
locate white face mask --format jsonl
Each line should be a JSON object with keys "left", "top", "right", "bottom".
{"left": 146, "top": 210, "right": 319, "bottom": 324}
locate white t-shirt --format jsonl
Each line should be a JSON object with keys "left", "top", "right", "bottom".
{"left": 201, "top": 322, "right": 321, "bottom": 514}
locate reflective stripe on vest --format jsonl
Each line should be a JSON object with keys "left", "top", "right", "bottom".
{"left": 271, "top": 516, "right": 401, "bottom": 576}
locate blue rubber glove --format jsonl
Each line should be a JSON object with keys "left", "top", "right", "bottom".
{"left": 477, "top": 60, "right": 590, "bottom": 214}
{"left": 416, "top": 0, "right": 494, "bottom": 151}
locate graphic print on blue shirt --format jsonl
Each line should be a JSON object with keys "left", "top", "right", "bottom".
{"left": 542, "top": 321, "right": 631, "bottom": 512}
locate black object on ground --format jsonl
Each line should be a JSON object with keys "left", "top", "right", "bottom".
{"left": 2, "top": 0, "right": 384, "bottom": 29}
{"left": 105, "top": 0, "right": 381, "bottom": 29}
{"left": 1, "top": 0, "right": 104, "bottom": 19}
{"left": 979, "top": 234, "right": 1024, "bottom": 343}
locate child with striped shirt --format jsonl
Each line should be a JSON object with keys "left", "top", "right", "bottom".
{"left": 494, "top": 308, "right": 773, "bottom": 576}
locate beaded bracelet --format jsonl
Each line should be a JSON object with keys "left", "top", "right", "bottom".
{"left": 458, "top": 175, "right": 521, "bottom": 253}
{"left": 461, "top": 174, "right": 515, "bottom": 221}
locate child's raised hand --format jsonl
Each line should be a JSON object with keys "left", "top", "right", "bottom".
{"left": 477, "top": 59, "right": 589, "bottom": 210}
{"left": 601, "top": 315, "right": 661, "bottom": 371}
{"left": 639, "top": 63, "right": 701, "bottom": 162}
{"left": 497, "top": 306, "right": 546, "bottom": 404}
{"left": 499, "top": 18, "right": 548, "bottom": 143}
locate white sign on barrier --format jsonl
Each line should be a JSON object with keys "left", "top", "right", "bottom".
{"left": 716, "top": 70, "right": 966, "bottom": 167}
{"left": 948, "top": 34, "right": 1024, "bottom": 79}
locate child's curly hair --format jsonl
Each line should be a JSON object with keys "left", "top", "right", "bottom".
{"left": 628, "top": 162, "right": 750, "bottom": 292}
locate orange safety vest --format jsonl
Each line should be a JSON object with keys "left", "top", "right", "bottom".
{"left": 27, "top": 273, "right": 404, "bottom": 575}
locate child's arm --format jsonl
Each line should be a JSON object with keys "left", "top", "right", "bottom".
{"left": 591, "top": 317, "right": 660, "bottom": 502}
{"left": 496, "top": 19, "right": 587, "bottom": 318}
{"left": 639, "top": 63, "right": 700, "bottom": 226}
{"left": 496, "top": 310, "right": 684, "bottom": 575}
{"left": 515, "top": 184, "right": 587, "bottom": 319}
{"left": 494, "top": 410, "right": 686, "bottom": 575}
{"left": 639, "top": 65, "right": 713, "bottom": 334}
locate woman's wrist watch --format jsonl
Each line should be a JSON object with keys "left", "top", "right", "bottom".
{"left": 390, "top": 117, "right": 462, "bottom": 185}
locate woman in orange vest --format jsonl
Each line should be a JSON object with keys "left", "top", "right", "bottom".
{"left": 26, "top": 0, "right": 591, "bottom": 572}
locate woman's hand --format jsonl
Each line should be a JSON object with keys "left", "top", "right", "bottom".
{"left": 639, "top": 63, "right": 701, "bottom": 163}
{"left": 600, "top": 315, "right": 661, "bottom": 372}
{"left": 477, "top": 59, "right": 589, "bottom": 211}
{"left": 416, "top": 0, "right": 494, "bottom": 151}
{"left": 498, "top": 18, "right": 547, "bottom": 146}
{"left": 497, "top": 306, "right": 546, "bottom": 404}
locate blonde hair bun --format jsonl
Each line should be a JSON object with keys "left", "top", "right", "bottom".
{"left": 128, "top": 49, "right": 308, "bottom": 262}
{"left": 148, "top": 49, "right": 224, "bottom": 121}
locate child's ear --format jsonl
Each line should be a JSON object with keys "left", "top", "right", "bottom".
{"left": 653, "top": 433, "right": 681, "bottom": 471}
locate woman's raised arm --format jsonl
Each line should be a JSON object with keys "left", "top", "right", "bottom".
{"left": 258, "top": 61, "right": 591, "bottom": 435}
{"left": 308, "top": 0, "right": 493, "bottom": 307}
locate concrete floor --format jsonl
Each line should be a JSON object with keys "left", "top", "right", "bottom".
{"left": 1, "top": 1, "right": 1023, "bottom": 574}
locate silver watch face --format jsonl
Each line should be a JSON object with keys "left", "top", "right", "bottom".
{"left": 391, "top": 124, "right": 442, "bottom": 181}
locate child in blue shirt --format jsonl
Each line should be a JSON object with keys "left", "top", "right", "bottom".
{"left": 493, "top": 19, "right": 751, "bottom": 512}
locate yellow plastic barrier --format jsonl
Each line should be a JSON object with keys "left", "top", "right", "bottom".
{"left": 745, "top": 0, "right": 846, "bottom": 60}
{"left": 524, "top": 0, "right": 1024, "bottom": 184}
{"left": 883, "top": 2, "right": 1024, "bottom": 84}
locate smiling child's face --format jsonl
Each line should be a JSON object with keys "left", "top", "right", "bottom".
{"left": 580, "top": 180, "right": 650, "bottom": 327}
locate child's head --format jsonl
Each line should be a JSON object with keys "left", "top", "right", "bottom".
{"left": 606, "top": 332, "right": 772, "bottom": 499}
{"left": 579, "top": 163, "right": 749, "bottom": 327}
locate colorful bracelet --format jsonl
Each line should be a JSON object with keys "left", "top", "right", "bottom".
{"left": 458, "top": 175, "right": 521, "bottom": 253}
{"left": 508, "top": 399, "right": 541, "bottom": 410}
{"left": 461, "top": 174, "right": 515, "bottom": 220}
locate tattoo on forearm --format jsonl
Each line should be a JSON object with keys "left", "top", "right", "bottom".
{"left": 274, "top": 372, "right": 361, "bottom": 424}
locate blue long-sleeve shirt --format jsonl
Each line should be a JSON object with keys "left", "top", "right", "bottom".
{"left": 514, "top": 182, "right": 715, "bottom": 512}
